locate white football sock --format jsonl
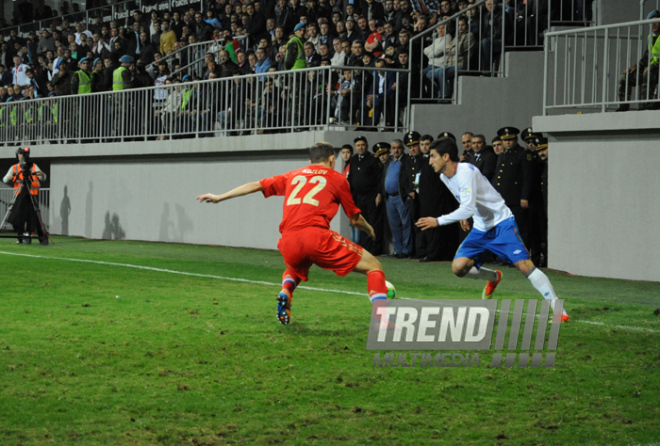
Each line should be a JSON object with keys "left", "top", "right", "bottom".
{"left": 466, "top": 266, "right": 498, "bottom": 282}
{"left": 527, "top": 267, "right": 568, "bottom": 315}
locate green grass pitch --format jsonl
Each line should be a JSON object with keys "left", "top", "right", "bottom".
{"left": 0, "top": 236, "right": 659, "bottom": 445}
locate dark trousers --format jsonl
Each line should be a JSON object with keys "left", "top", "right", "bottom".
{"left": 528, "top": 205, "right": 546, "bottom": 266}
{"left": 509, "top": 205, "right": 530, "bottom": 249}
{"left": 355, "top": 191, "right": 383, "bottom": 256}
{"left": 422, "top": 223, "right": 460, "bottom": 261}
{"left": 618, "top": 64, "right": 660, "bottom": 106}
{"left": 9, "top": 192, "right": 46, "bottom": 242}
{"left": 410, "top": 195, "right": 425, "bottom": 258}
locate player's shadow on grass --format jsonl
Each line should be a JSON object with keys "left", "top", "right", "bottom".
{"left": 281, "top": 322, "right": 367, "bottom": 337}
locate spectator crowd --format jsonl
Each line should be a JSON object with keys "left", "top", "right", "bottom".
{"left": 0, "top": 0, "right": 595, "bottom": 141}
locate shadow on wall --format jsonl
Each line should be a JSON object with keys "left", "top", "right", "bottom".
{"left": 159, "top": 202, "right": 174, "bottom": 241}
{"left": 85, "top": 181, "right": 93, "bottom": 238}
{"left": 174, "top": 203, "right": 194, "bottom": 241}
{"left": 159, "top": 202, "right": 195, "bottom": 242}
{"left": 102, "top": 212, "right": 125, "bottom": 240}
{"left": 60, "top": 185, "right": 71, "bottom": 236}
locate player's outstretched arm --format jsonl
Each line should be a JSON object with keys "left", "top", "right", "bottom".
{"left": 350, "top": 213, "right": 376, "bottom": 240}
{"left": 417, "top": 216, "right": 472, "bottom": 231}
{"left": 197, "top": 181, "right": 264, "bottom": 204}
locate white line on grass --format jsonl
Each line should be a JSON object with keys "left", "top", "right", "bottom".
{"left": 0, "top": 251, "right": 365, "bottom": 296}
{"left": 578, "top": 320, "right": 659, "bottom": 333}
{"left": 1, "top": 250, "right": 658, "bottom": 333}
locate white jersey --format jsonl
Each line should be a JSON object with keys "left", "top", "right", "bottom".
{"left": 437, "top": 162, "right": 512, "bottom": 232}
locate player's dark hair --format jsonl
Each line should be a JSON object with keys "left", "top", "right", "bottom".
{"left": 430, "top": 138, "right": 459, "bottom": 162}
{"left": 310, "top": 141, "right": 335, "bottom": 163}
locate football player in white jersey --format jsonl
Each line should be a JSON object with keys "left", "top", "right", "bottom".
{"left": 416, "top": 138, "right": 569, "bottom": 322}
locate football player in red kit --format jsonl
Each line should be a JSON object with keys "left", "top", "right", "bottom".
{"left": 197, "top": 141, "right": 389, "bottom": 324}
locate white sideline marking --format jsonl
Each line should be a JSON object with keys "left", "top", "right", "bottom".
{"left": 0, "top": 251, "right": 365, "bottom": 296}
{"left": 1, "top": 250, "right": 658, "bottom": 333}
{"left": 578, "top": 320, "right": 659, "bottom": 333}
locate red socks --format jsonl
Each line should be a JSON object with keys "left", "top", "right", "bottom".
{"left": 367, "top": 270, "right": 387, "bottom": 303}
{"left": 281, "top": 271, "right": 300, "bottom": 298}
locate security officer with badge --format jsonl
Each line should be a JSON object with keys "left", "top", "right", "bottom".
{"left": 492, "top": 127, "right": 533, "bottom": 248}
{"left": 2, "top": 147, "right": 48, "bottom": 244}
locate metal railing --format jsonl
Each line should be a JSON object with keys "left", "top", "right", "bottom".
{"left": 549, "top": 0, "right": 596, "bottom": 25}
{"left": 407, "top": 0, "right": 595, "bottom": 106}
{"left": 0, "top": 66, "right": 409, "bottom": 144}
{"left": 0, "top": 0, "right": 203, "bottom": 38}
{"left": 0, "top": 188, "right": 50, "bottom": 230}
{"left": 543, "top": 18, "right": 660, "bottom": 113}
{"left": 407, "top": 0, "right": 505, "bottom": 105}
{"left": 153, "top": 36, "right": 249, "bottom": 80}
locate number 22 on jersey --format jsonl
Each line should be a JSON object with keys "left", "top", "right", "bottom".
{"left": 286, "top": 175, "right": 327, "bottom": 207}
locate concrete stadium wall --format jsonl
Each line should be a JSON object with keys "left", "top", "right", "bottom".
{"left": 48, "top": 153, "right": 306, "bottom": 249}
{"left": 534, "top": 111, "right": 660, "bottom": 282}
{"left": 599, "top": 0, "right": 644, "bottom": 25}
{"left": 0, "top": 130, "right": 386, "bottom": 249}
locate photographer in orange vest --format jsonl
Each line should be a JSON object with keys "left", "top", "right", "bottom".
{"left": 2, "top": 147, "right": 48, "bottom": 244}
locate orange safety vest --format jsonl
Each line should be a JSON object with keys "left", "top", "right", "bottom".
{"left": 12, "top": 164, "right": 40, "bottom": 196}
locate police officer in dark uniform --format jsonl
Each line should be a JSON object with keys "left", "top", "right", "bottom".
{"left": 437, "top": 132, "right": 456, "bottom": 142}
{"left": 533, "top": 136, "right": 549, "bottom": 267}
{"left": 521, "top": 127, "right": 541, "bottom": 152}
{"left": 348, "top": 135, "right": 384, "bottom": 255}
{"left": 536, "top": 137, "right": 549, "bottom": 212}
{"left": 400, "top": 130, "right": 424, "bottom": 258}
{"left": 525, "top": 133, "right": 547, "bottom": 267}
{"left": 417, "top": 132, "right": 460, "bottom": 262}
{"left": 492, "top": 127, "right": 533, "bottom": 247}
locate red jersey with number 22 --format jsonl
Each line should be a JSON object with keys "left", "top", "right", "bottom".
{"left": 259, "top": 165, "right": 361, "bottom": 234}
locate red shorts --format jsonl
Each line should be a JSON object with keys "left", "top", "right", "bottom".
{"left": 277, "top": 228, "right": 364, "bottom": 282}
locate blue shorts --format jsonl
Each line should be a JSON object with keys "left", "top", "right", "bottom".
{"left": 455, "top": 217, "right": 529, "bottom": 268}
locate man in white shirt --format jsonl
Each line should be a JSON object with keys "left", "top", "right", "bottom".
{"left": 74, "top": 22, "right": 94, "bottom": 45}
{"left": 330, "top": 38, "right": 346, "bottom": 67}
{"left": 12, "top": 55, "right": 31, "bottom": 87}
{"left": 416, "top": 137, "right": 569, "bottom": 322}
{"left": 52, "top": 47, "right": 66, "bottom": 76}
